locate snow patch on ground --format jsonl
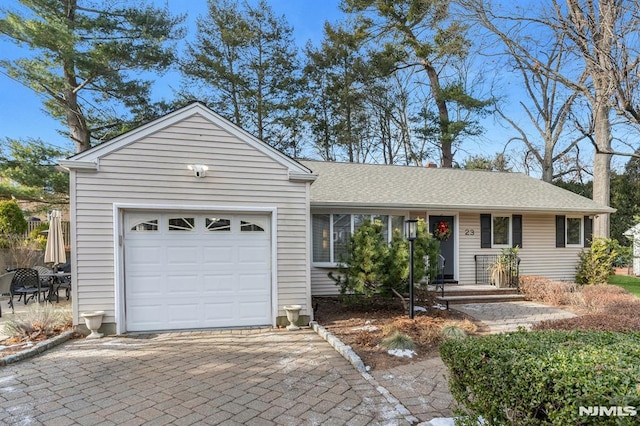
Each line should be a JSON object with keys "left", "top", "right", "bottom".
{"left": 352, "top": 325, "right": 379, "bottom": 332}
{"left": 352, "top": 319, "right": 379, "bottom": 332}
{"left": 423, "top": 417, "right": 456, "bottom": 426}
{"left": 433, "top": 303, "right": 447, "bottom": 310}
{"left": 387, "top": 349, "right": 416, "bottom": 358}
{"left": 414, "top": 306, "right": 427, "bottom": 312}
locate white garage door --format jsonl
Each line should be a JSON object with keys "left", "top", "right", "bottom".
{"left": 124, "top": 212, "right": 271, "bottom": 332}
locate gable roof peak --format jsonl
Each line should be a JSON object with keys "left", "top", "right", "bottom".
{"left": 60, "top": 103, "right": 313, "bottom": 178}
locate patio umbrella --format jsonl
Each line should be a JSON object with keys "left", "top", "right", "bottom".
{"left": 44, "top": 209, "right": 66, "bottom": 266}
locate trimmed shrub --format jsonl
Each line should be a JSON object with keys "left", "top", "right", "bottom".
{"left": 576, "top": 238, "right": 619, "bottom": 285}
{"left": 440, "top": 330, "right": 640, "bottom": 425}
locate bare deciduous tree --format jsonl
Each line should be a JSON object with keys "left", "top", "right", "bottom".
{"left": 458, "top": 0, "right": 640, "bottom": 237}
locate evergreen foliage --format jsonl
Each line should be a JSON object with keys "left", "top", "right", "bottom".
{"left": 0, "top": 137, "right": 70, "bottom": 201}
{"left": 441, "top": 330, "right": 640, "bottom": 425}
{"left": 0, "top": 200, "right": 27, "bottom": 236}
{"left": 330, "top": 218, "right": 440, "bottom": 298}
{"left": 342, "top": 0, "right": 494, "bottom": 167}
{"left": 575, "top": 238, "right": 619, "bottom": 285}
{"left": 329, "top": 219, "right": 388, "bottom": 297}
{"left": 181, "top": 0, "right": 304, "bottom": 156}
{"left": 0, "top": 0, "right": 185, "bottom": 152}
{"left": 610, "top": 152, "right": 640, "bottom": 244}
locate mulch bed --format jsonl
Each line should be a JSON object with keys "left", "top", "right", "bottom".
{"left": 313, "top": 295, "right": 480, "bottom": 370}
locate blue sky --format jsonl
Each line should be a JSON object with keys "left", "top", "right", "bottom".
{"left": 1, "top": 0, "right": 626, "bottom": 173}
{"left": 0, "top": 0, "right": 344, "bottom": 153}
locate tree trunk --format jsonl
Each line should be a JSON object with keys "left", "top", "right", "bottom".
{"left": 62, "top": 0, "right": 90, "bottom": 153}
{"left": 592, "top": 102, "right": 612, "bottom": 238}
{"left": 423, "top": 61, "right": 452, "bottom": 167}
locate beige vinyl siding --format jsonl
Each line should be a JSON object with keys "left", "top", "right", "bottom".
{"left": 311, "top": 266, "right": 340, "bottom": 296}
{"left": 458, "top": 212, "right": 583, "bottom": 283}
{"left": 73, "top": 114, "right": 310, "bottom": 325}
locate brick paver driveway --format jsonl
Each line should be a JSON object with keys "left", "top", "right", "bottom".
{"left": 0, "top": 330, "right": 412, "bottom": 425}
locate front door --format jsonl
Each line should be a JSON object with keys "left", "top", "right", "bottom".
{"left": 429, "top": 216, "right": 455, "bottom": 279}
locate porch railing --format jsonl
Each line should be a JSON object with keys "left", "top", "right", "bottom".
{"left": 474, "top": 254, "right": 521, "bottom": 289}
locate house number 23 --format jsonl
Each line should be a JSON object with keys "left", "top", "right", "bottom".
{"left": 464, "top": 229, "right": 475, "bottom": 236}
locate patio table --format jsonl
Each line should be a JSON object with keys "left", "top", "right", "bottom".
{"left": 39, "top": 272, "right": 71, "bottom": 303}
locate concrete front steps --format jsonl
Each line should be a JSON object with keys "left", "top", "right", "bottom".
{"left": 430, "top": 284, "right": 526, "bottom": 308}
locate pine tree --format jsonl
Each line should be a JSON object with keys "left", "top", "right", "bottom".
{"left": 0, "top": 0, "right": 185, "bottom": 152}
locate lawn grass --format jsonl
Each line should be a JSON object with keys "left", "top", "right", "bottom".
{"left": 608, "top": 274, "right": 640, "bottom": 298}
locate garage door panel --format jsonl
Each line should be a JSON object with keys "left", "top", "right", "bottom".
{"left": 126, "top": 275, "right": 164, "bottom": 297}
{"left": 127, "top": 246, "right": 164, "bottom": 267}
{"left": 126, "top": 304, "right": 164, "bottom": 326}
{"left": 237, "top": 274, "right": 270, "bottom": 292}
{"left": 125, "top": 212, "right": 271, "bottom": 332}
{"left": 202, "top": 246, "right": 235, "bottom": 263}
{"left": 237, "top": 301, "right": 270, "bottom": 319}
{"left": 203, "top": 274, "right": 235, "bottom": 293}
{"left": 166, "top": 246, "right": 200, "bottom": 266}
{"left": 168, "top": 304, "right": 200, "bottom": 322}
{"left": 203, "top": 302, "right": 234, "bottom": 319}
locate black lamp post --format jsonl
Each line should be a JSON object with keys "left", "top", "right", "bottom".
{"left": 405, "top": 219, "right": 418, "bottom": 319}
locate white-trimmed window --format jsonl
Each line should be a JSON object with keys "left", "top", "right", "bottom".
{"left": 566, "top": 217, "right": 583, "bottom": 246}
{"left": 555, "top": 215, "right": 590, "bottom": 248}
{"left": 312, "top": 213, "right": 404, "bottom": 264}
{"left": 480, "top": 214, "right": 522, "bottom": 249}
{"left": 492, "top": 215, "right": 511, "bottom": 246}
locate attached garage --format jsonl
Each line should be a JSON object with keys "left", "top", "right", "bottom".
{"left": 124, "top": 211, "right": 272, "bottom": 331}
{"left": 60, "top": 102, "right": 315, "bottom": 335}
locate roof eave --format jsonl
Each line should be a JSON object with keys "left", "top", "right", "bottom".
{"left": 309, "top": 201, "right": 615, "bottom": 214}
{"left": 58, "top": 159, "right": 98, "bottom": 171}
{"left": 289, "top": 171, "right": 318, "bottom": 182}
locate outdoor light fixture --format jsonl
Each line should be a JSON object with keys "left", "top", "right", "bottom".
{"left": 188, "top": 164, "right": 209, "bottom": 178}
{"left": 405, "top": 219, "right": 418, "bottom": 241}
{"left": 405, "top": 219, "right": 418, "bottom": 319}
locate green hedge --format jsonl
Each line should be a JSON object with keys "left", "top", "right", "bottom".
{"left": 440, "top": 330, "right": 640, "bottom": 425}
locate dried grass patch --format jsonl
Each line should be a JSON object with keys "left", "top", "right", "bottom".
{"left": 533, "top": 313, "right": 640, "bottom": 332}
{"left": 520, "top": 276, "right": 640, "bottom": 332}
{"left": 579, "top": 284, "right": 640, "bottom": 314}
{"left": 383, "top": 316, "right": 477, "bottom": 346}
{"left": 519, "top": 276, "right": 581, "bottom": 306}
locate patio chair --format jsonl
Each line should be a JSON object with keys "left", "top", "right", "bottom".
{"left": 10, "top": 268, "right": 46, "bottom": 308}
{"left": 0, "top": 271, "right": 16, "bottom": 317}
{"left": 50, "top": 273, "right": 71, "bottom": 303}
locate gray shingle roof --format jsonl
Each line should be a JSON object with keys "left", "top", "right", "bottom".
{"left": 301, "top": 161, "right": 615, "bottom": 214}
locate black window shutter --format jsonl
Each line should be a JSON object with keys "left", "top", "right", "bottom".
{"left": 584, "top": 216, "right": 593, "bottom": 247}
{"left": 556, "top": 215, "right": 566, "bottom": 248}
{"left": 480, "top": 214, "right": 491, "bottom": 248}
{"left": 512, "top": 215, "right": 522, "bottom": 248}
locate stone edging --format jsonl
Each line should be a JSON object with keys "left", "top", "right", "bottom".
{"left": 0, "top": 330, "right": 75, "bottom": 366}
{"left": 309, "top": 320, "right": 367, "bottom": 372}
